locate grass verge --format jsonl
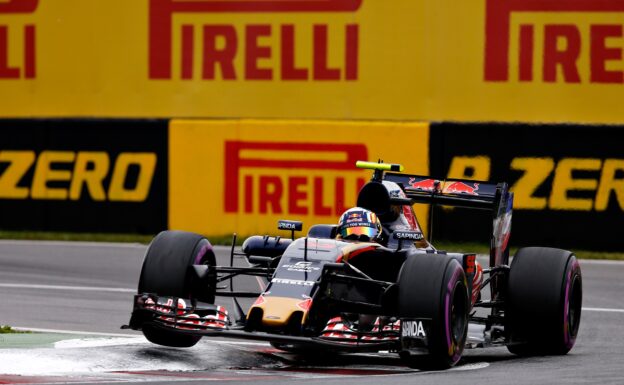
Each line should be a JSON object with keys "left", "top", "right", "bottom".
{"left": 0, "top": 325, "right": 31, "bottom": 334}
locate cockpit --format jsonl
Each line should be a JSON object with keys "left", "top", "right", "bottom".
{"left": 356, "top": 179, "right": 433, "bottom": 250}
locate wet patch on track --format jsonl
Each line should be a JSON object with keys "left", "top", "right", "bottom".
{"left": 0, "top": 335, "right": 489, "bottom": 384}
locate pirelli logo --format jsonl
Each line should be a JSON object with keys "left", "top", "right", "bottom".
{"left": 0, "top": 0, "right": 37, "bottom": 79}
{"left": 169, "top": 120, "right": 429, "bottom": 236}
{"left": 149, "top": 0, "right": 361, "bottom": 81}
{"left": 485, "top": 0, "right": 624, "bottom": 84}
{"left": 224, "top": 141, "right": 367, "bottom": 216}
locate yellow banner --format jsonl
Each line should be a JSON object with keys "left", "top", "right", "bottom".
{"left": 1, "top": 0, "right": 624, "bottom": 123}
{"left": 168, "top": 120, "right": 429, "bottom": 237}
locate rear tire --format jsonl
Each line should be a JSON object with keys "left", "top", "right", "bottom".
{"left": 506, "top": 247, "right": 582, "bottom": 356}
{"left": 138, "top": 230, "right": 216, "bottom": 348}
{"left": 398, "top": 254, "right": 469, "bottom": 369}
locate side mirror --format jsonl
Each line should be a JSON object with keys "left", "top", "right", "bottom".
{"left": 278, "top": 220, "right": 303, "bottom": 240}
{"left": 391, "top": 230, "right": 424, "bottom": 250}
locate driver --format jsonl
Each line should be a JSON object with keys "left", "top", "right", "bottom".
{"left": 337, "top": 207, "right": 384, "bottom": 243}
{"left": 337, "top": 207, "right": 483, "bottom": 306}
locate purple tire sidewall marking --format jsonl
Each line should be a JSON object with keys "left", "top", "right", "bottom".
{"left": 194, "top": 240, "right": 213, "bottom": 265}
{"left": 445, "top": 266, "right": 463, "bottom": 361}
{"left": 564, "top": 258, "right": 580, "bottom": 349}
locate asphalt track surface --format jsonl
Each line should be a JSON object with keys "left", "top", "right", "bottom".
{"left": 0, "top": 240, "right": 623, "bottom": 384}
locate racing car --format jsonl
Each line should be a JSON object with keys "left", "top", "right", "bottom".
{"left": 125, "top": 161, "right": 582, "bottom": 368}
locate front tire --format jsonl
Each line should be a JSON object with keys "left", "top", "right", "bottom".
{"left": 398, "top": 254, "right": 469, "bottom": 369}
{"left": 506, "top": 247, "right": 582, "bottom": 356}
{"left": 138, "top": 230, "right": 216, "bottom": 348}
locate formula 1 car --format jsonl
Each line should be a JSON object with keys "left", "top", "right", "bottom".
{"left": 125, "top": 161, "right": 582, "bottom": 368}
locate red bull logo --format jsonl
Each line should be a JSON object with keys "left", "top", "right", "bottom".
{"left": 408, "top": 178, "right": 438, "bottom": 192}
{"left": 443, "top": 181, "right": 480, "bottom": 195}
{"left": 485, "top": 0, "right": 624, "bottom": 83}
{"left": 224, "top": 141, "right": 367, "bottom": 216}
{"left": 149, "top": 0, "right": 362, "bottom": 80}
{"left": 0, "top": 0, "right": 37, "bottom": 79}
{"left": 408, "top": 178, "right": 479, "bottom": 196}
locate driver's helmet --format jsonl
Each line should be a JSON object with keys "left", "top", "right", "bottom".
{"left": 337, "top": 207, "right": 383, "bottom": 242}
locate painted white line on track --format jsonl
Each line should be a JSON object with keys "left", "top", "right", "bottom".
{"left": 583, "top": 307, "right": 624, "bottom": 313}
{"left": 212, "top": 340, "right": 271, "bottom": 346}
{"left": 0, "top": 240, "right": 232, "bottom": 251}
{"left": 54, "top": 337, "right": 147, "bottom": 349}
{"left": 12, "top": 326, "right": 272, "bottom": 346}
{"left": 213, "top": 245, "right": 235, "bottom": 252}
{"left": 579, "top": 259, "right": 624, "bottom": 265}
{"left": 0, "top": 239, "right": 147, "bottom": 248}
{"left": 0, "top": 283, "right": 135, "bottom": 293}
{"left": 13, "top": 327, "right": 137, "bottom": 337}
{"left": 449, "top": 362, "right": 490, "bottom": 371}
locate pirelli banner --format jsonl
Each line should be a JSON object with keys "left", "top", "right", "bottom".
{"left": 168, "top": 120, "right": 430, "bottom": 236}
{"left": 1, "top": 119, "right": 623, "bottom": 251}
{"left": 5, "top": 0, "right": 624, "bottom": 124}
{"left": 429, "top": 123, "right": 624, "bottom": 251}
{"left": 0, "top": 120, "right": 168, "bottom": 233}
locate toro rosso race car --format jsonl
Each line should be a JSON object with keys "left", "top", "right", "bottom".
{"left": 125, "top": 161, "right": 582, "bottom": 368}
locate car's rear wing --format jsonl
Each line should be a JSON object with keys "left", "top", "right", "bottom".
{"left": 384, "top": 173, "right": 500, "bottom": 210}
{"left": 383, "top": 172, "right": 513, "bottom": 266}
{"left": 355, "top": 161, "right": 513, "bottom": 268}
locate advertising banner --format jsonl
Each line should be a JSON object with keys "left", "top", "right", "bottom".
{"left": 168, "top": 119, "right": 429, "bottom": 237}
{"left": 0, "top": 119, "right": 168, "bottom": 233}
{"left": 430, "top": 122, "right": 624, "bottom": 250}
{"left": 2, "top": 0, "right": 624, "bottom": 123}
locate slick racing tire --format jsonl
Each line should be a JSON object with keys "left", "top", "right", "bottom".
{"left": 138, "top": 230, "right": 217, "bottom": 348}
{"left": 398, "top": 254, "right": 469, "bottom": 369}
{"left": 506, "top": 247, "right": 582, "bottom": 356}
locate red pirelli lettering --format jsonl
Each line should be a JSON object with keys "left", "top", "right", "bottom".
{"left": 313, "top": 25, "right": 340, "bottom": 80}
{"left": 181, "top": 25, "right": 194, "bottom": 79}
{"left": 224, "top": 141, "right": 367, "bottom": 215}
{"left": 519, "top": 25, "right": 534, "bottom": 81}
{"left": 0, "top": 26, "right": 19, "bottom": 78}
{"left": 24, "top": 24, "right": 35, "bottom": 78}
{"left": 203, "top": 25, "right": 237, "bottom": 80}
{"left": 246, "top": 25, "right": 272, "bottom": 80}
{"left": 288, "top": 176, "right": 308, "bottom": 215}
{"left": 543, "top": 25, "right": 581, "bottom": 83}
{"left": 259, "top": 176, "right": 283, "bottom": 214}
{"left": 0, "top": 0, "right": 38, "bottom": 80}
{"left": 591, "top": 24, "right": 623, "bottom": 83}
{"left": 345, "top": 24, "right": 358, "bottom": 80}
{"left": 0, "top": 0, "right": 38, "bottom": 13}
{"left": 149, "top": 0, "right": 361, "bottom": 79}
{"left": 485, "top": 0, "right": 624, "bottom": 82}
{"left": 281, "top": 25, "right": 308, "bottom": 80}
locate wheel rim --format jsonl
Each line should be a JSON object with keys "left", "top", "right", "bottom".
{"left": 566, "top": 272, "right": 582, "bottom": 347}
{"left": 451, "top": 281, "right": 468, "bottom": 345}
{"left": 190, "top": 239, "right": 216, "bottom": 303}
{"left": 444, "top": 274, "right": 468, "bottom": 364}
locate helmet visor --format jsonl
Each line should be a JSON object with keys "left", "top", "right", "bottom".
{"left": 340, "top": 224, "right": 378, "bottom": 240}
